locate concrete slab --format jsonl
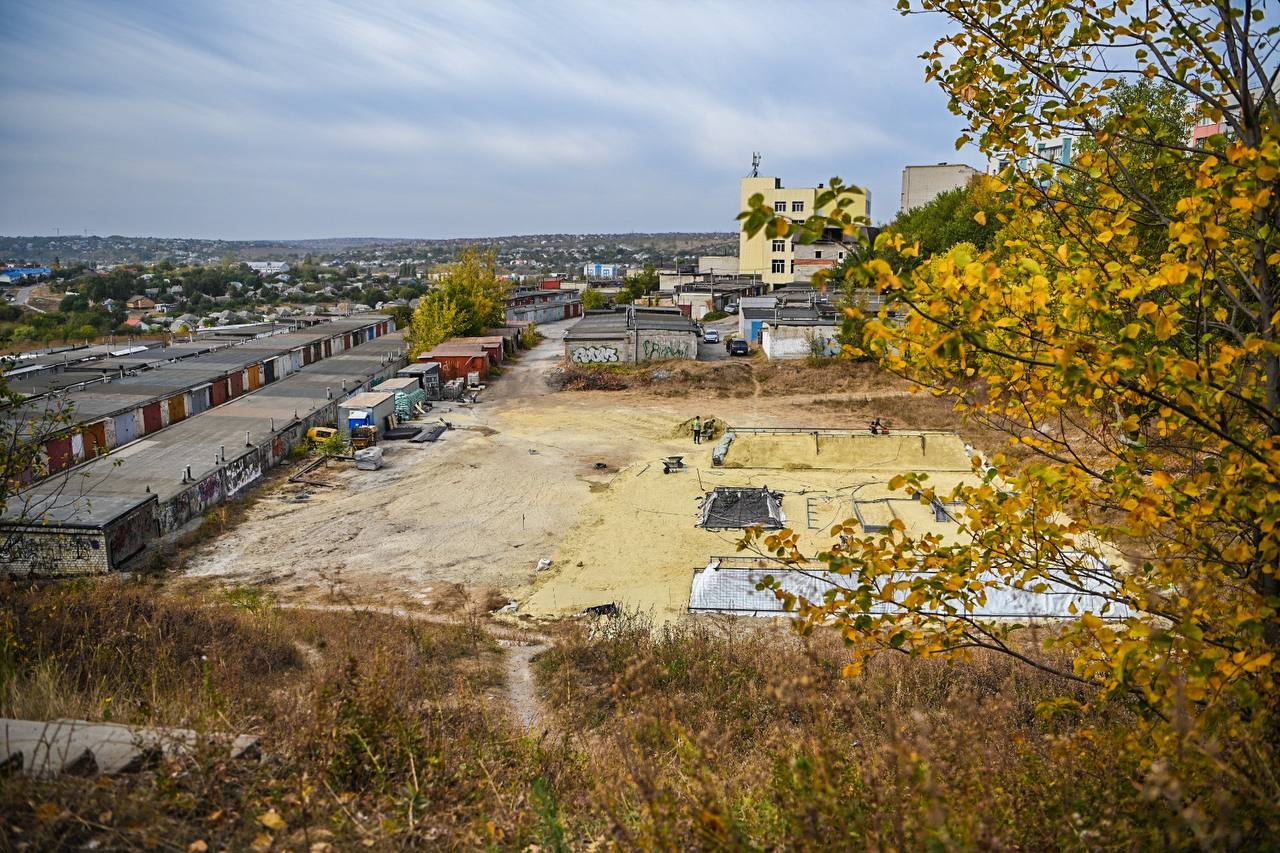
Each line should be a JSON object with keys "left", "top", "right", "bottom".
{"left": 1, "top": 718, "right": 259, "bottom": 777}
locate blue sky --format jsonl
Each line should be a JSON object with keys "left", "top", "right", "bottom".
{"left": 0, "top": 0, "right": 982, "bottom": 239}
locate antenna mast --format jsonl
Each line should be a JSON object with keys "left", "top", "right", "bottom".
{"left": 750, "top": 152, "right": 761, "bottom": 177}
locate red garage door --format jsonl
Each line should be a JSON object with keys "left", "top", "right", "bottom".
{"left": 46, "top": 435, "right": 74, "bottom": 473}
{"left": 229, "top": 371, "right": 244, "bottom": 397}
{"left": 142, "top": 402, "right": 163, "bottom": 434}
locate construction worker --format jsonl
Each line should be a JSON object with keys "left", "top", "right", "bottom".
{"left": 693, "top": 415, "right": 702, "bottom": 444}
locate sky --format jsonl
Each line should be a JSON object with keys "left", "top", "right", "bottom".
{"left": 0, "top": 0, "right": 982, "bottom": 240}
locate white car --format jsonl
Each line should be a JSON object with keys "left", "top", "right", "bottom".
{"left": 703, "top": 329, "right": 720, "bottom": 343}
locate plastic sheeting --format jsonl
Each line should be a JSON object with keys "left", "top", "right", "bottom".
{"left": 698, "top": 487, "right": 785, "bottom": 529}
{"left": 688, "top": 559, "right": 1133, "bottom": 620}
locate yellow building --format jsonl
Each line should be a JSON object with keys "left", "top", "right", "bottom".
{"left": 738, "top": 175, "right": 869, "bottom": 286}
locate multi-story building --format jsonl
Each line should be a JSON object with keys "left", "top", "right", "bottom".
{"left": 989, "top": 135, "right": 1074, "bottom": 180}
{"left": 738, "top": 174, "right": 869, "bottom": 287}
{"left": 583, "top": 263, "right": 621, "bottom": 279}
{"left": 899, "top": 163, "right": 980, "bottom": 213}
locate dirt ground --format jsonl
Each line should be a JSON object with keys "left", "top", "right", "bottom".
{"left": 183, "top": 320, "right": 981, "bottom": 620}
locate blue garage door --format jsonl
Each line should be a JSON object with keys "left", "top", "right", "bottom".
{"left": 113, "top": 411, "right": 141, "bottom": 445}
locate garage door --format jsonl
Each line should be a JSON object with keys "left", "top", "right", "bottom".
{"left": 82, "top": 421, "right": 108, "bottom": 457}
{"left": 114, "top": 411, "right": 141, "bottom": 445}
{"left": 46, "top": 435, "right": 74, "bottom": 473}
{"left": 167, "top": 394, "right": 187, "bottom": 424}
{"left": 142, "top": 402, "right": 163, "bottom": 434}
{"left": 190, "top": 385, "right": 211, "bottom": 414}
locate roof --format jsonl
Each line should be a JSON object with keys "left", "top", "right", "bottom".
{"left": 564, "top": 307, "right": 699, "bottom": 340}
{"left": 698, "top": 487, "right": 786, "bottom": 530}
{"left": 396, "top": 362, "right": 440, "bottom": 374}
{"left": 339, "top": 391, "right": 396, "bottom": 408}
{"left": 374, "top": 377, "right": 418, "bottom": 391}
{"left": 1, "top": 492, "right": 156, "bottom": 528}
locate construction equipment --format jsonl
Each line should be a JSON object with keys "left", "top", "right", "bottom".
{"left": 350, "top": 425, "right": 378, "bottom": 450}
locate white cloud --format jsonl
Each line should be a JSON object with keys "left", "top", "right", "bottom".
{"left": 0, "top": 0, "right": 974, "bottom": 237}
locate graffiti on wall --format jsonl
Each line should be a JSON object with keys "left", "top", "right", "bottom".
{"left": 108, "top": 505, "right": 156, "bottom": 568}
{"left": 571, "top": 345, "right": 620, "bottom": 364}
{"left": 0, "top": 531, "right": 106, "bottom": 577}
{"left": 223, "top": 454, "right": 262, "bottom": 497}
{"left": 641, "top": 339, "right": 690, "bottom": 361}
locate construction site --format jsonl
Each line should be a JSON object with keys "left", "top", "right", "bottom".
{"left": 2, "top": 314, "right": 1123, "bottom": 624}
{"left": 148, "top": 318, "right": 1093, "bottom": 622}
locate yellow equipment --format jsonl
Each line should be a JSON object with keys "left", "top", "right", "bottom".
{"left": 350, "top": 426, "right": 378, "bottom": 449}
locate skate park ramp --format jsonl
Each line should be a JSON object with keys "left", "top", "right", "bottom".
{"left": 719, "top": 428, "right": 972, "bottom": 472}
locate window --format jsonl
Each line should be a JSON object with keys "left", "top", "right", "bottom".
{"left": 814, "top": 251, "right": 822, "bottom": 259}
{"left": 838, "top": 251, "right": 845, "bottom": 260}
{"left": 773, "top": 201, "right": 787, "bottom": 212}
{"left": 771, "top": 239, "right": 786, "bottom": 253}
{"left": 791, "top": 200, "right": 805, "bottom": 213}
{"left": 771, "top": 259, "right": 786, "bottom": 274}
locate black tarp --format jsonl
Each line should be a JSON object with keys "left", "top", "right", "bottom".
{"left": 698, "top": 486, "right": 785, "bottom": 529}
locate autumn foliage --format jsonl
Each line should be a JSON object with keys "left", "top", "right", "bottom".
{"left": 741, "top": 0, "right": 1280, "bottom": 831}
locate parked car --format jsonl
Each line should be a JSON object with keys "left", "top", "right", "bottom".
{"left": 703, "top": 328, "right": 720, "bottom": 343}
{"left": 725, "top": 301, "right": 739, "bottom": 314}
{"left": 728, "top": 339, "right": 750, "bottom": 356}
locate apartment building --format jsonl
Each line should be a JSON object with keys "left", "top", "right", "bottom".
{"left": 899, "top": 163, "right": 979, "bottom": 213}
{"left": 738, "top": 174, "right": 869, "bottom": 287}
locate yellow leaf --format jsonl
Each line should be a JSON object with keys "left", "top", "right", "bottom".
{"left": 189, "top": 842, "right": 209, "bottom": 853}
{"left": 257, "top": 809, "right": 287, "bottom": 832}
{"left": 1151, "top": 471, "right": 1172, "bottom": 489}
{"left": 973, "top": 210, "right": 987, "bottom": 225}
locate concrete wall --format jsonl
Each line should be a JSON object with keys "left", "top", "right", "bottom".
{"left": 0, "top": 528, "right": 110, "bottom": 576}
{"left": 635, "top": 331, "right": 696, "bottom": 362}
{"left": 567, "top": 339, "right": 624, "bottom": 364}
{"left": 156, "top": 405, "right": 335, "bottom": 533}
{"left": 566, "top": 331, "right": 697, "bottom": 364}
{"left": 761, "top": 323, "right": 840, "bottom": 359}
{"left": 1, "top": 498, "right": 157, "bottom": 578}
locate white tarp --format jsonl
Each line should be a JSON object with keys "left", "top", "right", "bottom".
{"left": 688, "top": 558, "right": 1133, "bottom": 620}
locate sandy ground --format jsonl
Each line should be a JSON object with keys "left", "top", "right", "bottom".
{"left": 184, "top": 320, "right": 978, "bottom": 621}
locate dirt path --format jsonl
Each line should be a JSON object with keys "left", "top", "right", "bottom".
{"left": 268, "top": 602, "right": 553, "bottom": 731}
{"left": 500, "top": 638, "right": 550, "bottom": 731}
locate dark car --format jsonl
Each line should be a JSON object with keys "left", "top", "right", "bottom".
{"left": 728, "top": 339, "right": 750, "bottom": 356}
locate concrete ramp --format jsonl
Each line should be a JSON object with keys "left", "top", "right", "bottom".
{"left": 721, "top": 429, "right": 971, "bottom": 471}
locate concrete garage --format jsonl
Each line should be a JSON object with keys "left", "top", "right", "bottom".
{"left": 2, "top": 334, "right": 407, "bottom": 576}
{"left": 338, "top": 391, "right": 397, "bottom": 436}
{"left": 0, "top": 494, "right": 158, "bottom": 577}
{"left": 564, "top": 306, "right": 700, "bottom": 364}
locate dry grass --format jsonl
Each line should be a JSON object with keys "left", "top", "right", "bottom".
{"left": 554, "top": 359, "right": 908, "bottom": 399}
{"left": 1, "top": 585, "right": 1269, "bottom": 849}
